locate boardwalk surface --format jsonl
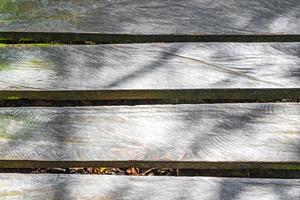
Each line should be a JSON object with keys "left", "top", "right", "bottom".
{"left": 0, "top": 175, "right": 299, "bottom": 200}
{"left": 1, "top": 43, "right": 300, "bottom": 90}
{"left": 0, "top": 103, "right": 299, "bottom": 164}
{"left": 0, "top": 0, "right": 300, "bottom": 35}
{"left": 0, "top": 0, "right": 300, "bottom": 199}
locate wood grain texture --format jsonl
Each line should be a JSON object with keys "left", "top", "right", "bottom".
{"left": 1, "top": 43, "right": 300, "bottom": 90}
{"left": 1, "top": 0, "right": 300, "bottom": 35}
{"left": 0, "top": 103, "right": 299, "bottom": 162}
{"left": 0, "top": 174, "right": 299, "bottom": 200}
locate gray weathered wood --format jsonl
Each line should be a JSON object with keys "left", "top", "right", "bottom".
{"left": 1, "top": 43, "right": 300, "bottom": 90}
{"left": 0, "top": 103, "right": 299, "bottom": 163}
{"left": 1, "top": 0, "right": 300, "bottom": 35}
{"left": 0, "top": 174, "right": 299, "bottom": 200}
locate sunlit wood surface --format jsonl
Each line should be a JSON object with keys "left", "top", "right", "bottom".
{"left": 0, "top": 103, "right": 299, "bottom": 162}
{"left": 1, "top": 43, "right": 300, "bottom": 90}
{"left": 0, "top": 174, "right": 299, "bottom": 200}
{"left": 0, "top": 1, "right": 300, "bottom": 198}
{"left": 0, "top": 0, "right": 300, "bottom": 35}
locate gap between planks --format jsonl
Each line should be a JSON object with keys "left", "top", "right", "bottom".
{"left": 0, "top": 161, "right": 299, "bottom": 170}
{"left": 0, "top": 89, "right": 299, "bottom": 106}
{"left": 0, "top": 161, "right": 300, "bottom": 179}
{"left": 1, "top": 32, "right": 300, "bottom": 44}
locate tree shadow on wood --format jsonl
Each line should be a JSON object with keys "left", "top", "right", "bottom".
{"left": 218, "top": 178, "right": 300, "bottom": 200}
{"left": 184, "top": 104, "right": 268, "bottom": 160}
{"left": 103, "top": 44, "right": 182, "bottom": 89}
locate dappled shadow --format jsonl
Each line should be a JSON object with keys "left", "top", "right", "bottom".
{"left": 1, "top": 0, "right": 300, "bottom": 34}
{"left": 218, "top": 178, "right": 300, "bottom": 200}
{"left": 0, "top": 108, "right": 74, "bottom": 199}
{"left": 1, "top": 43, "right": 187, "bottom": 90}
{"left": 1, "top": 42, "right": 300, "bottom": 90}
{"left": 43, "top": 45, "right": 108, "bottom": 89}
{"left": 104, "top": 44, "right": 182, "bottom": 88}
{"left": 269, "top": 43, "right": 300, "bottom": 83}
{"left": 1, "top": 1, "right": 300, "bottom": 199}
{"left": 1, "top": 174, "right": 299, "bottom": 199}
{"left": 289, "top": 68, "right": 300, "bottom": 81}
{"left": 187, "top": 104, "right": 267, "bottom": 160}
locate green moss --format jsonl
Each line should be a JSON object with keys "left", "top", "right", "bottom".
{"left": 19, "top": 38, "right": 32, "bottom": 42}
{"left": 0, "top": 43, "right": 63, "bottom": 48}
{"left": 0, "top": 62, "right": 10, "bottom": 71}
{"left": 0, "top": 132, "right": 10, "bottom": 140}
{"left": 27, "top": 43, "right": 62, "bottom": 47}
{"left": 0, "top": 0, "right": 81, "bottom": 28}
{"left": 261, "top": 163, "right": 300, "bottom": 171}
{"left": 0, "top": 113, "right": 31, "bottom": 141}
{"left": 6, "top": 96, "right": 20, "bottom": 100}
{"left": 284, "top": 165, "right": 300, "bottom": 170}
{"left": 0, "top": 122, "right": 10, "bottom": 140}
{"left": 0, "top": 43, "right": 8, "bottom": 48}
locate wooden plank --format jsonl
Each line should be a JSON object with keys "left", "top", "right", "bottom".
{"left": 1, "top": 43, "right": 300, "bottom": 90}
{"left": 0, "top": 103, "right": 299, "bottom": 166}
{"left": 0, "top": 0, "right": 300, "bottom": 36}
{"left": 0, "top": 174, "right": 299, "bottom": 200}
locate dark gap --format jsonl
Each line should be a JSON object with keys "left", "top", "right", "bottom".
{"left": 1, "top": 88, "right": 300, "bottom": 107}
{"left": 0, "top": 99, "right": 298, "bottom": 107}
{"left": 0, "top": 168, "right": 300, "bottom": 179}
{"left": 1, "top": 32, "right": 300, "bottom": 44}
{"left": 1, "top": 160, "right": 299, "bottom": 170}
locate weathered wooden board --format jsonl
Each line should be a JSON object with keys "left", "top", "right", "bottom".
{"left": 1, "top": 43, "right": 300, "bottom": 90}
{"left": 0, "top": 103, "right": 299, "bottom": 164}
{"left": 0, "top": 0, "right": 300, "bottom": 35}
{"left": 0, "top": 174, "right": 299, "bottom": 200}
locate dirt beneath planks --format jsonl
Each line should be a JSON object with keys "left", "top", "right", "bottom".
{"left": 1, "top": 167, "right": 300, "bottom": 178}
{"left": 0, "top": 167, "right": 175, "bottom": 176}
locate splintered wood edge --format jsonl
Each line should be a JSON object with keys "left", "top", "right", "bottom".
{"left": 1, "top": 32, "right": 300, "bottom": 44}
{"left": 0, "top": 160, "right": 300, "bottom": 170}
{"left": 0, "top": 89, "right": 299, "bottom": 102}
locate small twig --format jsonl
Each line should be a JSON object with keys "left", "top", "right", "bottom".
{"left": 142, "top": 168, "right": 156, "bottom": 176}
